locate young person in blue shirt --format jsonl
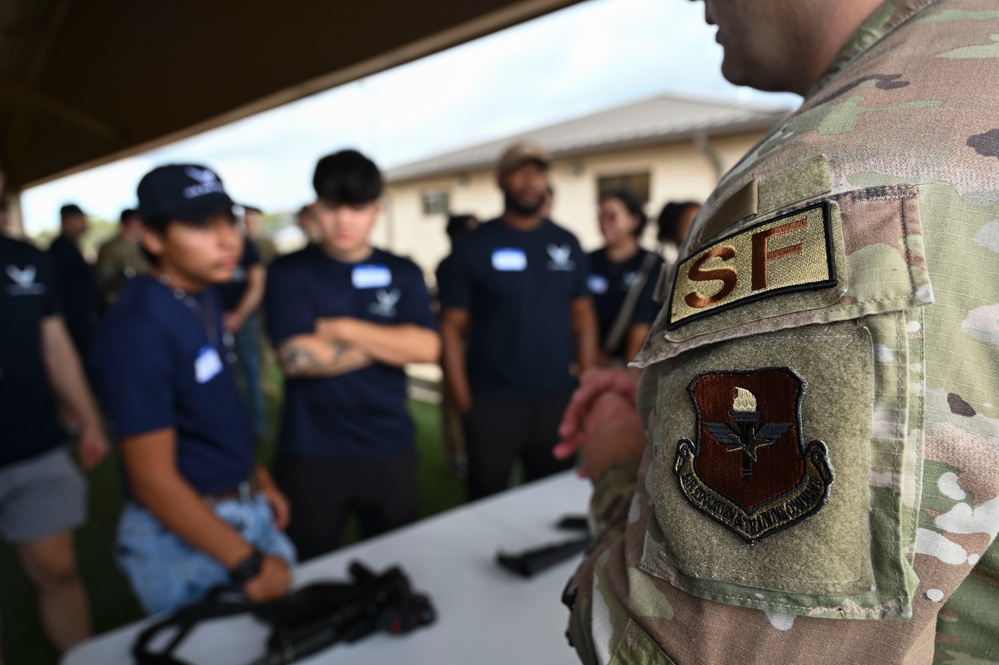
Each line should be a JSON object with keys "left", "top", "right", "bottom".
{"left": 90, "top": 164, "right": 295, "bottom": 615}
{"left": 437, "top": 141, "right": 599, "bottom": 501}
{"left": 0, "top": 154, "right": 109, "bottom": 659}
{"left": 586, "top": 189, "right": 661, "bottom": 367}
{"left": 265, "top": 150, "right": 440, "bottom": 561}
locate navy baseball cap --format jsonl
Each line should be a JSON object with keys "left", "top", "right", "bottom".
{"left": 137, "top": 164, "right": 234, "bottom": 222}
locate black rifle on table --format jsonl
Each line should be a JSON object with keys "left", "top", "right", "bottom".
{"left": 133, "top": 561, "right": 435, "bottom": 665}
{"left": 496, "top": 514, "right": 591, "bottom": 578}
{"left": 251, "top": 562, "right": 435, "bottom": 664}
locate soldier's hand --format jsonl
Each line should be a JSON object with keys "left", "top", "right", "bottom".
{"left": 576, "top": 391, "right": 647, "bottom": 482}
{"left": 555, "top": 368, "right": 639, "bottom": 461}
{"left": 244, "top": 555, "right": 292, "bottom": 603}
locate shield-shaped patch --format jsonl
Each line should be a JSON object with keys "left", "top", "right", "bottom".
{"left": 674, "top": 368, "right": 834, "bottom": 544}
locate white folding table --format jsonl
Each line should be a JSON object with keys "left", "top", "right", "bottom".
{"left": 62, "top": 471, "right": 592, "bottom": 665}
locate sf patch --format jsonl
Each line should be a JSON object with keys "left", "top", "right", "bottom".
{"left": 668, "top": 202, "right": 836, "bottom": 329}
{"left": 674, "top": 368, "right": 833, "bottom": 544}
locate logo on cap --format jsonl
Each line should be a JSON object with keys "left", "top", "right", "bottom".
{"left": 183, "top": 167, "right": 225, "bottom": 199}
{"left": 674, "top": 368, "right": 833, "bottom": 544}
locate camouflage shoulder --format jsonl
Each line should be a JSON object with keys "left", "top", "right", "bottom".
{"left": 812, "top": 0, "right": 943, "bottom": 94}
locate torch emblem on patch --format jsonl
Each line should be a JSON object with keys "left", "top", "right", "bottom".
{"left": 674, "top": 368, "right": 833, "bottom": 544}
{"left": 703, "top": 387, "right": 793, "bottom": 481}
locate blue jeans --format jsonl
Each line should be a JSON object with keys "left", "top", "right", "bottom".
{"left": 115, "top": 494, "right": 296, "bottom": 615}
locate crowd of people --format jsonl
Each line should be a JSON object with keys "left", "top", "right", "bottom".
{"left": 0, "top": 139, "right": 690, "bottom": 660}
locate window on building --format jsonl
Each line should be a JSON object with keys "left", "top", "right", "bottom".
{"left": 596, "top": 172, "right": 651, "bottom": 204}
{"left": 421, "top": 190, "right": 450, "bottom": 215}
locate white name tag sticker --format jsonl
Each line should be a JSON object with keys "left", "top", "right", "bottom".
{"left": 492, "top": 248, "right": 527, "bottom": 272}
{"left": 195, "top": 346, "right": 223, "bottom": 384}
{"left": 587, "top": 274, "right": 609, "bottom": 294}
{"left": 352, "top": 265, "right": 392, "bottom": 289}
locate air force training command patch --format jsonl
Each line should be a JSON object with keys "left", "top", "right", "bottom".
{"left": 674, "top": 368, "right": 834, "bottom": 545}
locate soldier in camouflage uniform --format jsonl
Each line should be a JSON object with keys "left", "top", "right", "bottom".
{"left": 556, "top": 0, "right": 999, "bottom": 662}
{"left": 95, "top": 208, "right": 149, "bottom": 311}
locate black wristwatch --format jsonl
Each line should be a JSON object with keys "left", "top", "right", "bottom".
{"left": 230, "top": 548, "right": 264, "bottom": 587}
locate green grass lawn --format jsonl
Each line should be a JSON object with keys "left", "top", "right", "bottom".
{"left": 0, "top": 389, "right": 460, "bottom": 665}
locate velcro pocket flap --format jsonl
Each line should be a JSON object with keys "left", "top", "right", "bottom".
{"left": 633, "top": 185, "right": 929, "bottom": 620}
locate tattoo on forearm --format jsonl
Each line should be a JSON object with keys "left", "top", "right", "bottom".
{"left": 282, "top": 340, "right": 359, "bottom": 375}
{"left": 329, "top": 340, "right": 352, "bottom": 363}
{"left": 283, "top": 346, "right": 322, "bottom": 372}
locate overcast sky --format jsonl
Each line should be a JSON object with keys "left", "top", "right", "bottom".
{"left": 21, "top": 0, "right": 799, "bottom": 235}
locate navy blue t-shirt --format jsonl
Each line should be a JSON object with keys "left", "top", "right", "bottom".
{"left": 265, "top": 245, "right": 437, "bottom": 461}
{"left": 48, "top": 234, "right": 99, "bottom": 355}
{"left": 436, "top": 218, "right": 589, "bottom": 400}
{"left": 90, "top": 276, "right": 255, "bottom": 496}
{"left": 0, "top": 237, "right": 67, "bottom": 467}
{"left": 586, "top": 247, "right": 661, "bottom": 361}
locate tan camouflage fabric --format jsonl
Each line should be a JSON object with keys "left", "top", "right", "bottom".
{"left": 565, "top": 1, "right": 999, "bottom": 663}
{"left": 254, "top": 234, "right": 279, "bottom": 266}
{"left": 95, "top": 233, "right": 149, "bottom": 308}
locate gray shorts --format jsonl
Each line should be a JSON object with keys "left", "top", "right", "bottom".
{"left": 0, "top": 447, "right": 87, "bottom": 543}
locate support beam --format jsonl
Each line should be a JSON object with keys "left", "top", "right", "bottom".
{"left": 5, "top": 0, "right": 78, "bottom": 167}
{"left": 0, "top": 74, "right": 123, "bottom": 144}
{"left": 694, "top": 130, "right": 724, "bottom": 183}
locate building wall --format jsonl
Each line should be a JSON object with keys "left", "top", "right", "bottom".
{"left": 381, "top": 130, "right": 763, "bottom": 281}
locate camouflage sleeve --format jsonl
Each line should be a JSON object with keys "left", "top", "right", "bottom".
{"left": 94, "top": 239, "right": 118, "bottom": 289}
{"left": 565, "top": 460, "right": 639, "bottom": 665}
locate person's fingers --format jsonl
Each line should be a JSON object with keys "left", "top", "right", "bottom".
{"left": 559, "top": 369, "right": 631, "bottom": 439}
{"left": 556, "top": 369, "right": 644, "bottom": 482}
{"left": 580, "top": 392, "right": 646, "bottom": 481}
{"left": 274, "top": 499, "right": 290, "bottom": 531}
{"left": 245, "top": 557, "right": 291, "bottom": 602}
{"left": 79, "top": 442, "right": 95, "bottom": 469}
{"left": 79, "top": 434, "right": 109, "bottom": 469}
{"left": 581, "top": 369, "right": 635, "bottom": 406}
{"left": 264, "top": 490, "right": 291, "bottom": 530}
{"left": 560, "top": 377, "right": 611, "bottom": 433}
{"left": 558, "top": 402, "right": 586, "bottom": 438}
{"left": 605, "top": 370, "right": 640, "bottom": 403}
{"left": 552, "top": 435, "right": 582, "bottom": 460}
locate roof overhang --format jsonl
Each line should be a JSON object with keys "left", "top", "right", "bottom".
{"left": 0, "top": 0, "right": 580, "bottom": 191}
{"left": 384, "top": 94, "right": 791, "bottom": 183}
